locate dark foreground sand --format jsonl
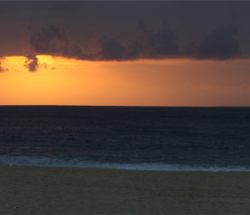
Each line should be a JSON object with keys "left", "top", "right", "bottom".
{"left": 1, "top": 166, "right": 250, "bottom": 215}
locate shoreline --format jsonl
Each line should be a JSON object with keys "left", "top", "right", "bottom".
{"left": 1, "top": 157, "right": 250, "bottom": 172}
{"left": 2, "top": 164, "right": 250, "bottom": 173}
{"left": 1, "top": 166, "right": 250, "bottom": 215}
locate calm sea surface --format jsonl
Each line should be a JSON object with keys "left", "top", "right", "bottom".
{"left": 0, "top": 106, "right": 250, "bottom": 171}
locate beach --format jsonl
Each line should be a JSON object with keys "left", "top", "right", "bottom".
{"left": 1, "top": 166, "right": 250, "bottom": 215}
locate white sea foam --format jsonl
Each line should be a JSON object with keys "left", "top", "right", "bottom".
{"left": 0, "top": 155, "right": 249, "bottom": 172}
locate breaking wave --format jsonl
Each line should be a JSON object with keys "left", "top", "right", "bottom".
{"left": 0, "top": 155, "right": 250, "bottom": 172}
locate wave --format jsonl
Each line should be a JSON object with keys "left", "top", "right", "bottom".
{"left": 0, "top": 155, "right": 250, "bottom": 172}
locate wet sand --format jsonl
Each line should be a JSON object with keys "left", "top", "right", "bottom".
{"left": 1, "top": 166, "right": 250, "bottom": 215}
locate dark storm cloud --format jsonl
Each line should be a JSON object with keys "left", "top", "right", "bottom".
{"left": 30, "top": 24, "right": 137, "bottom": 61}
{"left": 30, "top": 24, "right": 92, "bottom": 60}
{"left": 30, "top": 25, "right": 180, "bottom": 61}
{"left": 25, "top": 54, "right": 39, "bottom": 72}
{"left": 98, "top": 25, "right": 242, "bottom": 60}
{"left": 29, "top": 24, "right": 100, "bottom": 63}
{"left": 186, "top": 26, "right": 240, "bottom": 59}
{"left": 97, "top": 35, "right": 144, "bottom": 60}
{"left": 97, "top": 24, "right": 180, "bottom": 60}
{"left": 30, "top": 24, "right": 66, "bottom": 55}
{"left": 141, "top": 29, "right": 179, "bottom": 58}
{"left": 98, "top": 36, "right": 127, "bottom": 60}
{"left": 30, "top": 24, "right": 239, "bottom": 61}
{"left": 131, "top": 24, "right": 180, "bottom": 59}
{"left": 0, "top": 1, "right": 245, "bottom": 63}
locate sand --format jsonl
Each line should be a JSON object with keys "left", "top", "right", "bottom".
{"left": 1, "top": 166, "right": 250, "bottom": 215}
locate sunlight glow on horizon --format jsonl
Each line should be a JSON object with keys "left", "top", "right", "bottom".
{"left": 1, "top": 55, "right": 250, "bottom": 106}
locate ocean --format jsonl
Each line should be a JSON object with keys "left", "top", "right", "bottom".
{"left": 0, "top": 106, "right": 250, "bottom": 171}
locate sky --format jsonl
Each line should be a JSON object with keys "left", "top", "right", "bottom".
{"left": 1, "top": 1, "right": 250, "bottom": 106}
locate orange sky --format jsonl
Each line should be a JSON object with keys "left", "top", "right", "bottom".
{"left": 0, "top": 55, "right": 250, "bottom": 106}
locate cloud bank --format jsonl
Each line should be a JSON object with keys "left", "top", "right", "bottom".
{"left": 186, "top": 27, "right": 240, "bottom": 60}
{"left": 30, "top": 24, "right": 240, "bottom": 59}
{"left": 14, "top": 24, "right": 241, "bottom": 72}
{"left": 29, "top": 25, "right": 92, "bottom": 61}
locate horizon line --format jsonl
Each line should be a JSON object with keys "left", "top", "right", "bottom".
{"left": 0, "top": 105, "right": 250, "bottom": 108}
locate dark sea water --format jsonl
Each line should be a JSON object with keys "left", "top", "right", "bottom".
{"left": 0, "top": 106, "right": 250, "bottom": 171}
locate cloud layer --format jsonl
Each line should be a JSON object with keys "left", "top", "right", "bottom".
{"left": 30, "top": 25, "right": 87, "bottom": 59}
{"left": 1, "top": 23, "right": 238, "bottom": 72}
{"left": 29, "top": 24, "right": 240, "bottom": 62}
{"left": 186, "top": 27, "right": 240, "bottom": 60}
